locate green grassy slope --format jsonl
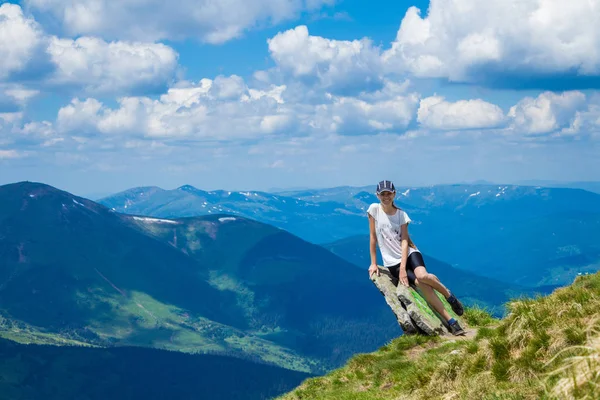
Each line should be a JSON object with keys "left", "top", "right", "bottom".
{"left": 123, "top": 213, "right": 402, "bottom": 369}
{"left": 278, "top": 272, "right": 600, "bottom": 399}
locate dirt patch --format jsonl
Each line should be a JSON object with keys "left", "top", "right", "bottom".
{"left": 405, "top": 328, "right": 478, "bottom": 361}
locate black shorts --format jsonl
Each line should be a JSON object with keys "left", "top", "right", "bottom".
{"left": 387, "top": 252, "right": 425, "bottom": 287}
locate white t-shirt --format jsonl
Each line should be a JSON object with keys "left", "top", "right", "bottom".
{"left": 367, "top": 203, "right": 419, "bottom": 267}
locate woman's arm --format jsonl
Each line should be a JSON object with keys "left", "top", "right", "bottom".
{"left": 368, "top": 214, "right": 379, "bottom": 276}
{"left": 399, "top": 223, "right": 410, "bottom": 286}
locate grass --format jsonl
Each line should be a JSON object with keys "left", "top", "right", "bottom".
{"left": 2, "top": 288, "right": 319, "bottom": 374}
{"left": 278, "top": 272, "right": 600, "bottom": 400}
{"left": 0, "top": 315, "right": 94, "bottom": 347}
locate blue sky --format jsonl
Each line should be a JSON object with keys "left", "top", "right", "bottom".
{"left": 1, "top": 0, "right": 599, "bottom": 198}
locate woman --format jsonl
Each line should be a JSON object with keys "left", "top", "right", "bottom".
{"left": 367, "top": 180, "right": 466, "bottom": 336}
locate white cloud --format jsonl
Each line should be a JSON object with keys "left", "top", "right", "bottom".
{"left": 0, "top": 84, "right": 40, "bottom": 118}
{"left": 25, "top": 0, "right": 334, "bottom": 44}
{"left": 51, "top": 74, "right": 424, "bottom": 140}
{"left": 20, "top": 121, "right": 56, "bottom": 138}
{"left": 417, "top": 96, "right": 505, "bottom": 130}
{"left": 269, "top": 159, "right": 285, "bottom": 168}
{"left": 0, "top": 4, "right": 179, "bottom": 96}
{"left": 267, "top": 25, "right": 383, "bottom": 94}
{"left": 243, "top": 85, "right": 286, "bottom": 104}
{"left": 0, "top": 4, "right": 44, "bottom": 80}
{"left": 260, "top": 115, "right": 294, "bottom": 134}
{"left": 0, "top": 113, "right": 23, "bottom": 124}
{"left": 0, "top": 117, "right": 62, "bottom": 151}
{"left": 57, "top": 98, "right": 103, "bottom": 133}
{"left": 48, "top": 76, "right": 600, "bottom": 144}
{"left": 383, "top": 0, "right": 600, "bottom": 85}
{"left": 0, "top": 149, "right": 22, "bottom": 159}
{"left": 558, "top": 94, "right": 600, "bottom": 136}
{"left": 311, "top": 92, "right": 420, "bottom": 135}
{"left": 55, "top": 77, "right": 294, "bottom": 140}
{"left": 209, "top": 75, "right": 247, "bottom": 100}
{"left": 46, "top": 37, "right": 178, "bottom": 94}
{"left": 508, "top": 91, "right": 587, "bottom": 135}
{"left": 5, "top": 87, "right": 40, "bottom": 104}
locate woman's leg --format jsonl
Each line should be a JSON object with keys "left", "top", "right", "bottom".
{"left": 409, "top": 253, "right": 464, "bottom": 316}
{"left": 413, "top": 266, "right": 451, "bottom": 298}
{"left": 407, "top": 257, "right": 466, "bottom": 335}
{"left": 414, "top": 279, "right": 452, "bottom": 321}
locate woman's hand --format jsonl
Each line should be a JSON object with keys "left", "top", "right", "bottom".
{"left": 399, "top": 267, "right": 409, "bottom": 287}
{"left": 368, "top": 264, "right": 380, "bottom": 277}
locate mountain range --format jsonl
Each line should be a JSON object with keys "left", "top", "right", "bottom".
{"left": 1, "top": 179, "right": 596, "bottom": 398}
{"left": 514, "top": 180, "right": 600, "bottom": 194}
{"left": 0, "top": 181, "right": 405, "bottom": 377}
{"left": 98, "top": 184, "right": 366, "bottom": 244}
{"left": 99, "top": 183, "right": 600, "bottom": 288}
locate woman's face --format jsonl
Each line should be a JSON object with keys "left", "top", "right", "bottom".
{"left": 377, "top": 190, "right": 395, "bottom": 205}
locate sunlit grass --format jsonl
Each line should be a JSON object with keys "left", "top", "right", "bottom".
{"left": 279, "top": 272, "right": 600, "bottom": 400}
{"left": 1, "top": 289, "right": 318, "bottom": 373}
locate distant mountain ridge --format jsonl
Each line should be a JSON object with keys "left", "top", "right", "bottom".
{"left": 99, "top": 183, "right": 600, "bottom": 287}
{"left": 0, "top": 181, "right": 402, "bottom": 375}
{"left": 98, "top": 184, "right": 367, "bottom": 244}
{"left": 514, "top": 180, "right": 600, "bottom": 194}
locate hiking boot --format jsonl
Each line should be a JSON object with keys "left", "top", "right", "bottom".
{"left": 446, "top": 293, "right": 464, "bottom": 316}
{"left": 448, "top": 320, "right": 466, "bottom": 336}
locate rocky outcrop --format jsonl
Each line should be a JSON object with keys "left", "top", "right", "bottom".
{"left": 396, "top": 285, "right": 445, "bottom": 335}
{"left": 369, "top": 267, "right": 417, "bottom": 334}
{"left": 370, "top": 266, "right": 463, "bottom": 336}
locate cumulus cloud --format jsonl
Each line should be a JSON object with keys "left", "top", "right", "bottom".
{"left": 4, "top": 87, "right": 40, "bottom": 105}
{"left": 310, "top": 92, "right": 420, "bottom": 135}
{"left": 507, "top": 91, "right": 587, "bottom": 135}
{"left": 0, "top": 4, "right": 45, "bottom": 80}
{"left": 0, "top": 107, "right": 61, "bottom": 151}
{"left": 43, "top": 76, "right": 600, "bottom": 143}
{"left": 24, "top": 0, "right": 334, "bottom": 44}
{"left": 0, "top": 149, "right": 23, "bottom": 159}
{"left": 417, "top": 96, "right": 506, "bottom": 130}
{"left": 267, "top": 25, "right": 383, "bottom": 94}
{"left": 383, "top": 0, "right": 600, "bottom": 88}
{"left": 561, "top": 96, "right": 600, "bottom": 136}
{"left": 209, "top": 75, "right": 248, "bottom": 100}
{"left": 54, "top": 77, "right": 294, "bottom": 140}
{"left": 56, "top": 98, "right": 104, "bottom": 134}
{"left": 0, "top": 4, "right": 179, "bottom": 96}
{"left": 21, "top": 121, "right": 56, "bottom": 138}
{"left": 46, "top": 37, "right": 178, "bottom": 95}
{"left": 50, "top": 74, "right": 424, "bottom": 140}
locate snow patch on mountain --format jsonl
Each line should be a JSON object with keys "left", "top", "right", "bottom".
{"left": 132, "top": 216, "right": 179, "bottom": 224}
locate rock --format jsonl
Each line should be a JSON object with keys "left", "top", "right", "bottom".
{"left": 370, "top": 265, "right": 466, "bottom": 337}
{"left": 414, "top": 288, "right": 463, "bottom": 331}
{"left": 396, "top": 284, "right": 445, "bottom": 336}
{"left": 369, "top": 267, "right": 417, "bottom": 334}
